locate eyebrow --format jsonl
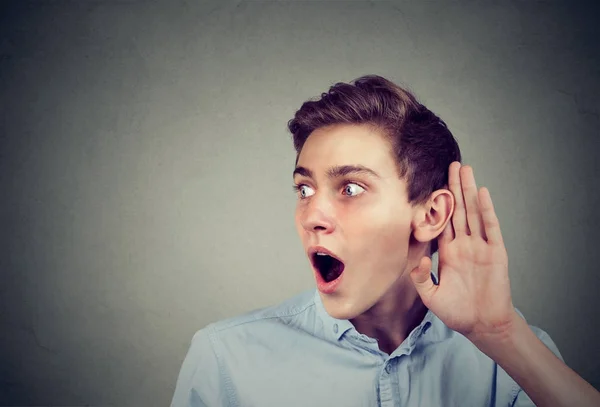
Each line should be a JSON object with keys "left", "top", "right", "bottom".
{"left": 293, "top": 165, "right": 381, "bottom": 180}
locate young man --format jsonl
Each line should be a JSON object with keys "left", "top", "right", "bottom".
{"left": 170, "top": 75, "right": 600, "bottom": 406}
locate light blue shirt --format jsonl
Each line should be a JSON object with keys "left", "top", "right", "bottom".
{"left": 171, "top": 278, "right": 563, "bottom": 407}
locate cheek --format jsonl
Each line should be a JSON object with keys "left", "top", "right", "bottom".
{"left": 374, "top": 221, "right": 412, "bottom": 255}
{"left": 294, "top": 211, "right": 304, "bottom": 235}
{"left": 354, "top": 207, "right": 412, "bottom": 256}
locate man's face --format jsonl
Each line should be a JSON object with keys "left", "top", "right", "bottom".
{"left": 294, "top": 123, "right": 418, "bottom": 320}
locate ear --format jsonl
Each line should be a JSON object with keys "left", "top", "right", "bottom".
{"left": 411, "top": 188, "right": 454, "bottom": 245}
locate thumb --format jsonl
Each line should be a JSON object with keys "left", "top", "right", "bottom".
{"left": 410, "top": 256, "right": 436, "bottom": 306}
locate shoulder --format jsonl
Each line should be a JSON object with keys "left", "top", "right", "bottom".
{"left": 434, "top": 307, "right": 563, "bottom": 361}
{"left": 426, "top": 307, "right": 563, "bottom": 407}
{"left": 186, "top": 288, "right": 319, "bottom": 360}
{"left": 170, "top": 289, "right": 317, "bottom": 406}
{"left": 208, "top": 288, "right": 317, "bottom": 333}
{"left": 436, "top": 307, "right": 564, "bottom": 369}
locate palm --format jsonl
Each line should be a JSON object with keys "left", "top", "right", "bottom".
{"left": 411, "top": 163, "right": 515, "bottom": 341}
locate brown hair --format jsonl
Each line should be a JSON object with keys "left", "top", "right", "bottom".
{"left": 287, "top": 74, "right": 462, "bottom": 254}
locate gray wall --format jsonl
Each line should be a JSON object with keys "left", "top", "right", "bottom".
{"left": 1, "top": 1, "right": 598, "bottom": 405}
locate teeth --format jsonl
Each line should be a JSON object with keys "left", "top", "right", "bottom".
{"left": 316, "top": 252, "right": 327, "bottom": 256}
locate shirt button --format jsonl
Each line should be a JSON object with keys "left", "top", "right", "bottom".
{"left": 333, "top": 324, "right": 339, "bottom": 333}
{"left": 385, "top": 364, "right": 392, "bottom": 374}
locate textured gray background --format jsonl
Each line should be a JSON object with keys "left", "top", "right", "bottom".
{"left": 1, "top": 1, "right": 598, "bottom": 406}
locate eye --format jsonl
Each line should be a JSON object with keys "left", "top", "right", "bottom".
{"left": 343, "top": 183, "right": 365, "bottom": 197}
{"left": 294, "top": 184, "right": 315, "bottom": 199}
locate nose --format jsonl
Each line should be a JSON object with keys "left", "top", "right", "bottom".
{"left": 299, "top": 195, "right": 336, "bottom": 234}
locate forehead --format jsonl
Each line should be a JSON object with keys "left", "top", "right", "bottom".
{"left": 296, "top": 124, "right": 396, "bottom": 174}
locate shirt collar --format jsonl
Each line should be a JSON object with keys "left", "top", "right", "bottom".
{"left": 313, "top": 272, "right": 443, "bottom": 343}
{"left": 313, "top": 289, "right": 355, "bottom": 341}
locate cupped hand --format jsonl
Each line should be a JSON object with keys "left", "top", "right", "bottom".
{"left": 410, "top": 162, "right": 518, "bottom": 344}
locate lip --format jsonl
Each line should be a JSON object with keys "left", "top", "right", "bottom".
{"left": 307, "top": 246, "right": 343, "bottom": 262}
{"left": 307, "top": 246, "right": 345, "bottom": 294}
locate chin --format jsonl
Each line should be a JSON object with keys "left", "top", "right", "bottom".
{"left": 321, "top": 297, "right": 369, "bottom": 321}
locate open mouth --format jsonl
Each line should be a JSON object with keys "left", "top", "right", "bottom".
{"left": 311, "top": 251, "right": 345, "bottom": 283}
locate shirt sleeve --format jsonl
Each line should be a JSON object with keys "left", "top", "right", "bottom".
{"left": 510, "top": 324, "right": 565, "bottom": 407}
{"left": 170, "top": 325, "right": 231, "bottom": 407}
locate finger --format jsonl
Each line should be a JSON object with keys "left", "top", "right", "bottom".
{"left": 479, "top": 187, "right": 504, "bottom": 245}
{"left": 460, "top": 165, "right": 486, "bottom": 239}
{"left": 448, "top": 161, "right": 468, "bottom": 236}
{"left": 409, "top": 256, "right": 436, "bottom": 307}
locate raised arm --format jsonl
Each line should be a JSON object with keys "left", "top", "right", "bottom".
{"left": 409, "top": 162, "right": 600, "bottom": 407}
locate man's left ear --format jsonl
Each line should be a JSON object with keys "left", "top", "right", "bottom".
{"left": 411, "top": 189, "right": 454, "bottom": 244}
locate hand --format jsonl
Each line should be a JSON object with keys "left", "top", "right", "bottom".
{"left": 409, "top": 162, "right": 518, "bottom": 344}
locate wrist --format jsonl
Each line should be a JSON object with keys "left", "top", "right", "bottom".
{"left": 467, "top": 310, "right": 526, "bottom": 357}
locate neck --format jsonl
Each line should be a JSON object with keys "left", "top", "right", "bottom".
{"left": 349, "top": 250, "right": 431, "bottom": 355}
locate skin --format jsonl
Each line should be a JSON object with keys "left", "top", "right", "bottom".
{"left": 410, "top": 160, "right": 600, "bottom": 407}
{"left": 293, "top": 123, "right": 453, "bottom": 351}
{"left": 294, "top": 122, "right": 600, "bottom": 407}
